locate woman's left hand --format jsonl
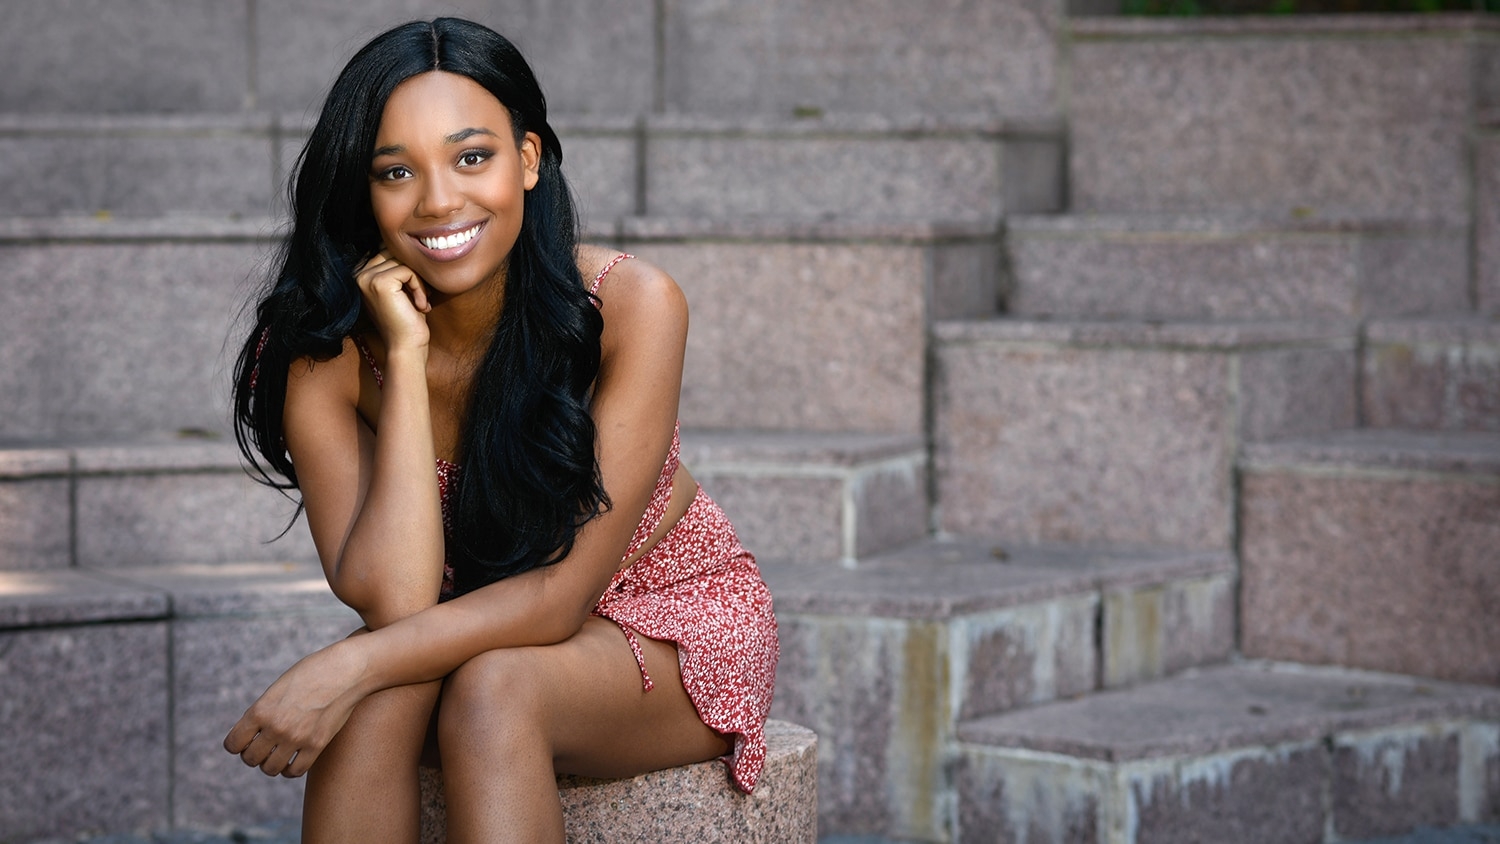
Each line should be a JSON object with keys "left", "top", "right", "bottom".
{"left": 223, "top": 637, "right": 370, "bottom": 778}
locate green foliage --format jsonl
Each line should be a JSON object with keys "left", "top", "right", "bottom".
{"left": 1123, "top": 0, "right": 1494, "bottom": 13}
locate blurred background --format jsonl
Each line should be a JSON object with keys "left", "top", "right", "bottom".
{"left": 0, "top": 1, "right": 1497, "bottom": 842}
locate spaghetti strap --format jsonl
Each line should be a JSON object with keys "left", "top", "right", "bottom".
{"left": 351, "top": 336, "right": 384, "bottom": 388}
{"left": 589, "top": 253, "right": 634, "bottom": 296}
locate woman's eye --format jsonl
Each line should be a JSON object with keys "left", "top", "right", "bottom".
{"left": 375, "top": 165, "right": 412, "bottom": 181}
{"left": 458, "top": 150, "right": 491, "bottom": 167}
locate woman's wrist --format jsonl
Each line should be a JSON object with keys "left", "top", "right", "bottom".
{"left": 332, "top": 631, "right": 383, "bottom": 697}
{"left": 384, "top": 342, "right": 429, "bottom": 369}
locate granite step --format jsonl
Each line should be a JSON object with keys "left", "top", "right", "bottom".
{"left": 0, "top": 428, "right": 923, "bottom": 576}
{"left": 1478, "top": 122, "right": 1500, "bottom": 315}
{"left": 1, "top": 107, "right": 1059, "bottom": 230}
{"left": 0, "top": 216, "right": 995, "bottom": 441}
{"left": 762, "top": 538, "right": 1236, "bottom": 841}
{"left": 1067, "top": 16, "right": 1496, "bottom": 224}
{"left": 1363, "top": 317, "right": 1500, "bottom": 433}
{"left": 0, "top": 561, "right": 358, "bottom": 840}
{"left": 0, "top": 113, "right": 641, "bottom": 230}
{"left": 637, "top": 113, "right": 1062, "bottom": 224}
{"left": 0, "top": 436, "right": 316, "bottom": 571}
{"left": 619, "top": 217, "right": 1003, "bottom": 435}
{"left": 0, "top": 217, "right": 277, "bottom": 441}
{"left": 0, "top": 113, "right": 283, "bottom": 221}
{"left": 681, "top": 429, "right": 928, "bottom": 565}
{"left": 933, "top": 318, "right": 1356, "bottom": 550}
{"left": 416, "top": 720, "right": 819, "bottom": 844}
{"left": 954, "top": 661, "right": 1500, "bottom": 844}
{"left": 1006, "top": 213, "right": 1468, "bottom": 321}
{"left": 0, "top": 558, "right": 815, "bottom": 843}
{"left": 657, "top": 0, "right": 1063, "bottom": 120}
{"left": 0, "top": 1, "right": 658, "bottom": 117}
{"left": 0, "top": 0, "right": 1064, "bottom": 121}
{"left": 1239, "top": 430, "right": 1500, "bottom": 686}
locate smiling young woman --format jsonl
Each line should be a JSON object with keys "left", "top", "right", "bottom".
{"left": 225, "top": 18, "right": 778, "bottom": 844}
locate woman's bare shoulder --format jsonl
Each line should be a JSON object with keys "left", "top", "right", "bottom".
{"left": 578, "top": 247, "right": 687, "bottom": 370}
{"left": 286, "top": 337, "right": 366, "bottom": 410}
{"left": 578, "top": 245, "right": 682, "bottom": 312}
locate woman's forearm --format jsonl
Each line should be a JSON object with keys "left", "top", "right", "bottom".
{"left": 342, "top": 561, "right": 601, "bottom": 694}
{"left": 333, "top": 346, "right": 446, "bottom": 627}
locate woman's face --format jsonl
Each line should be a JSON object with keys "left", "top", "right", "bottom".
{"left": 368, "top": 71, "right": 540, "bottom": 302}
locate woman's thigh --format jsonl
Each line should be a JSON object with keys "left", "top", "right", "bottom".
{"left": 438, "top": 616, "right": 729, "bottom": 779}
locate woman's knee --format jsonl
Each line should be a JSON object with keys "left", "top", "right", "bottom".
{"left": 310, "top": 681, "right": 437, "bottom": 778}
{"left": 437, "top": 648, "right": 550, "bottom": 750}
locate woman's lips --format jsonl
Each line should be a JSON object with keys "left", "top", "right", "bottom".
{"left": 410, "top": 220, "right": 486, "bottom": 262}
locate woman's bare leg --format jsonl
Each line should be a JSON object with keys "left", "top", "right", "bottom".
{"left": 300, "top": 679, "right": 442, "bottom": 844}
{"left": 437, "top": 618, "right": 730, "bottom": 844}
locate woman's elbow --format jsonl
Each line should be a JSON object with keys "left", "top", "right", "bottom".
{"left": 330, "top": 574, "right": 438, "bottom": 631}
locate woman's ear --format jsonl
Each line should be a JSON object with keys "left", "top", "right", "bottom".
{"left": 521, "top": 132, "right": 541, "bottom": 191}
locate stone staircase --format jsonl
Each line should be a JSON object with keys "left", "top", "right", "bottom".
{"left": 929, "top": 14, "right": 1500, "bottom": 844}
{"left": 1, "top": 3, "right": 1498, "bottom": 844}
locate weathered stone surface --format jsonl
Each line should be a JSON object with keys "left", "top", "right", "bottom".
{"left": 418, "top": 720, "right": 818, "bottom": 844}
{"left": 1069, "top": 18, "right": 1479, "bottom": 223}
{"left": 957, "top": 661, "right": 1500, "bottom": 762}
{"left": 931, "top": 239, "right": 1004, "bottom": 321}
{"left": 959, "top": 740, "right": 1334, "bottom": 844}
{"left": 555, "top": 124, "right": 639, "bottom": 230}
{"left": 623, "top": 235, "right": 928, "bottom": 434}
{"left": 0, "top": 479, "right": 66, "bottom": 572}
{"left": 1240, "top": 431, "right": 1500, "bottom": 685}
{"left": 1481, "top": 131, "right": 1500, "bottom": 315}
{"left": 936, "top": 333, "right": 1227, "bottom": 549}
{"left": 936, "top": 319, "right": 1353, "bottom": 549}
{"left": 110, "top": 562, "right": 350, "bottom": 618}
{"left": 848, "top": 451, "right": 929, "bottom": 559}
{"left": 697, "top": 472, "right": 844, "bottom": 562}
{"left": 1238, "top": 343, "right": 1357, "bottom": 442}
{"left": 0, "top": 115, "right": 278, "bottom": 219}
{"left": 1331, "top": 726, "right": 1463, "bottom": 840}
{"left": 256, "top": 0, "right": 655, "bottom": 116}
{"left": 955, "top": 750, "right": 1105, "bottom": 844}
{"left": 957, "top": 662, "right": 1500, "bottom": 843}
{"left": 1003, "top": 137, "right": 1068, "bottom": 217}
{"left": 0, "top": 0, "right": 250, "bottom": 112}
{"left": 1129, "top": 745, "right": 1330, "bottom": 844}
{"left": 163, "top": 563, "right": 359, "bottom": 828}
{"left": 0, "top": 622, "right": 170, "bottom": 840}
{"left": 1007, "top": 214, "right": 1468, "bottom": 320}
{"left": 769, "top": 613, "right": 948, "bottom": 840}
{"left": 1468, "top": 723, "right": 1500, "bottom": 822}
{"left": 1102, "top": 572, "right": 1235, "bottom": 688}
{"left": 660, "top": 0, "right": 1063, "bottom": 119}
{"left": 0, "top": 231, "right": 276, "bottom": 440}
{"left": 75, "top": 441, "right": 317, "bottom": 568}
{"left": 644, "top": 118, "right": 1006, "bottom": 223}
{"left": 0, "top": 569, "right": 166, "bottom": 628}
{"left": 1364, "top": 317, "right": 1500, "bottom": 433}
{"left": 764, "top": 541, "right": 1229, "bottom": 840}
{"left": 764, "top": 539, "right": 1228, "bottom": 620}
{"left": 682, "top": 430, "right": 926, "bottom": 564}
{"left": 0, "top": 450, "right": 70, "bottom": 570}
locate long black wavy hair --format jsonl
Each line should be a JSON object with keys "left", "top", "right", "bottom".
{"left": 232, "top": 18, "right": 607, "bottom": 594}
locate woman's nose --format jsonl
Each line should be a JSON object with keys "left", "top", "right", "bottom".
{"left": 416, "top": 173, "right": 463, "bottom": 217}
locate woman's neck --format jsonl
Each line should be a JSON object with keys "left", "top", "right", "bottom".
{"left": 424, "top": 273, "right": 506, "bottom": 363}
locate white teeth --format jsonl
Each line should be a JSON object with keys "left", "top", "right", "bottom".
{"left": 420, "top": 224, "right": 480, "bottom": 251}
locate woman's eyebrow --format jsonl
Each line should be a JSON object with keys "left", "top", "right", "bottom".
{"left": 445, "top": 127, "right": 498, "bottom": 144}
{"left": 371, "top": 128, "right": 499, "bottom": 160}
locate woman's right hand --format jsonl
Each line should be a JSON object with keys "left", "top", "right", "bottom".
{"left": 355, "top": 249, "right": 432, "bottom": 351}
{"left": 223, "top": 637, "right": 372, "bottom": 778}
